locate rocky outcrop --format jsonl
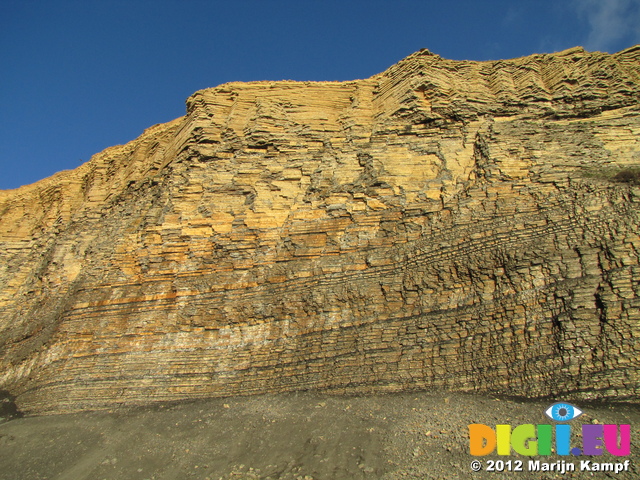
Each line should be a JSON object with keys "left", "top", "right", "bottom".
{"left": 1, "top": 46, "right": 639, "bottom": 414}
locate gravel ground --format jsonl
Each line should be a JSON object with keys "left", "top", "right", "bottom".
{"left": 0, "top": 391, "right": 638, "bottom": 480}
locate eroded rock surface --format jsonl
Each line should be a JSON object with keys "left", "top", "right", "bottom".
{"left": 1, "top": 46, "right": 639, "bottom": 414}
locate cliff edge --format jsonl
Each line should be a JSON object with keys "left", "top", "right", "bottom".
{"left": 1, "top": 46, "right": 639, "bottom": 414}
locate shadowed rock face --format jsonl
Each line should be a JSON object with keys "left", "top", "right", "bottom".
{"left": 0, "top": 390, "right": 21, "bottom": 421}
{"left": 1, "top": 46, "right": 639, "bottom": 414}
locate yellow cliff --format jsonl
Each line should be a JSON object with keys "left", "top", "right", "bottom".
{"left": 1, "top": 46, "right": 639, "bottom": 414}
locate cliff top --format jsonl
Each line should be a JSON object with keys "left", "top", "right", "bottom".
{"left": 3, "top": 45, "right": 639, "bottom": 196}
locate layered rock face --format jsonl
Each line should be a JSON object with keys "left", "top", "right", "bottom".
{"left": 1, "top": 46, "right": 639, "bottom": 414}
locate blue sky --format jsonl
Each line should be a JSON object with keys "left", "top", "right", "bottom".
{"left": 1, "top": 0, "right": 639, "bottom": 190}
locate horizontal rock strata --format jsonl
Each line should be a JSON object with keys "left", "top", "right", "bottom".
{"left": 1, "top": 45, "right": 639, "bottom": 414}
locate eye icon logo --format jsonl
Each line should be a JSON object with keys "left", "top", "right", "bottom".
{"left": 545, "top": 403, "right": 583, "bottom": 422}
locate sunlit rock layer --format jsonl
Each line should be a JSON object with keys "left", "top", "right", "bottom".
{"left": 1, "top": 46, "right": 639, "bottom": 414}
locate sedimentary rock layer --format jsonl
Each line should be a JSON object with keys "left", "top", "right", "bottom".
{"left": 1, "top": 46, "right": 639, "bottom": 414}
